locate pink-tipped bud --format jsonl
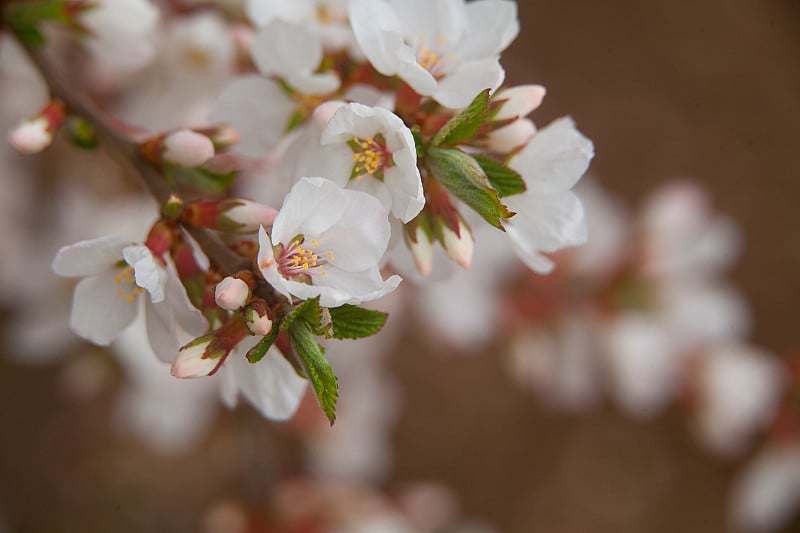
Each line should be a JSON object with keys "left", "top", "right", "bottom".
{"left": 8, "top": 100, "right": 66, "bottom": 154}
{"left": 9, "top": 117, "right": 52, "bottom": 154}
{"left": 223, "top": 200, "right": 278, "bottom": 232}
{"left": 408, "top": 226, "right": 434, "bottom": 277}
{"left": 245, "top": 309, "right": 273, "bottom": 336}
{"left": 493, "top": 85, "right": 546, "bottom": 120}
{"left": 484, "top": 119, "right": 535, "bottom": 154}
{"left": 311, "top": 100, "right": 346, "bottom": 129}
{"left": 208, "top": 125, "right": 240, "bottom": 150}
{"left": 215, "top": 276, "right": 251, "bottom": 311}
{"left": 171, "top": 337, "right": 222, "bottom": 379}
{"left": 441, "top": 219, "right": 473, "bottom": 269}
{"left": 162, "top": 129, "right": 215, "bottom": 167}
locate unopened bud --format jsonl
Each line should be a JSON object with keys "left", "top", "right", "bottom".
{"left": 207, "top": 125, "right": 240, "bottom": 151}
{"left": 9, "top": 100, "right": 66, "bottom": 155}
{"left": 162, "top": 129, "right": 215, "bottom": 167}
{"left": 215, "top": 276, "right": 251, "bottom": 311}
{"left": 223, "top": 200, "right": 278, "bottom": 232}
{"left": 407, "top": 226, "right": 433, "bottom": 276}
{"left": 171, "top": 337, "right": 223, "bottom": 378}
{"left": 311, "top": 100, "right": 346, "bottom": 129}
{"left": 484, "top": 118, "right": 535, "bottom": 154}
{"left": 441, "top": 219, "right": 473, "bottom": 269}
{"left": 493, "top": 85, "right": 546, "bottom": 120}
{"left": 245, "top": 309, "right": 273, "bottom": 336}
{"left": 161, "top": 194, "right": 184, "bottom": 219}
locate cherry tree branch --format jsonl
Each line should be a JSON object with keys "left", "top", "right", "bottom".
{"left": 15, "top": 36, "right": 251, "bottom": 276}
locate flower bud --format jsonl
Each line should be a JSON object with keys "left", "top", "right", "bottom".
{"left": 246, "top": 310, "right": 273, "bottom": 336}
{"left": 215, "top": 276, "right": 251, "bottom": 311}
{"left": 493, "top": 85, "right": 546, "bottom": 120}
{"left": 407, "top": 226, "right": 433, "bottom": 277}
{"left": 311, "top": 100, "right": 346, "bottom": 129}
{"left": 441, "top": 218, "right": 473, "bottom": 269}
{"left": 483, "top": 118, "right": 535, "bottom": 154}
{"left": 8, "top": 100, "right": 66, "bottom": 154}
{"left": 223, "top": 200, "right": 278, "bottom": 232}
{"left": 171, "top": 337, "right": 223, "bottom": 378}
{"left": 162, "top": 129, "right": 215, "bottom": 167}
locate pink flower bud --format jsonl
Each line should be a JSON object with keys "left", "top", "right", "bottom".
{"left": 493, "top": 85, "right": 546, "bottom": 120}
{"left": 9, "top": 117, "right": 52, "bottom": 154}
{"left": 441, "top": 219, "right": 473, "bottom": 269}
{"left": 311, "top": 100, "right": 346, "bottom": 129}
{"left": 224, "top": 200, "right": 278, "bottom": 232}
{"left": 162, "top": 129, "right": 215, "bottom": 167}
{"left": 408, "top": 226, "right": 433, "bottom": 277}
{"left": 484, "top": 118, "right": 535, "bottom": 154}
{"left": 246, "top": 309, "right": 273, "bottom": 336}
{"left": 171, "top": 338, "right": 220, "bottom": 378}
{"left": 215, "top": 276, "right": 250, "bottom": 311}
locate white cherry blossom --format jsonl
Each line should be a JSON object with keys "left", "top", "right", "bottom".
{"left": 52, "top": 235, "right": 205, "bottom": 360}
{"left": 348, "top": 0, "right": 518, "bottom": 108}
{"left": 257, "top": 177, "right": 401, "bottom": 308}
{"left": 79, "top": 0, "right": 160, "bottom": 72}
{"left": 504, "top": 117, "right": 594, "bottom": 273}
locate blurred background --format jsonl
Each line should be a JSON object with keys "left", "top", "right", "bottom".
{"left": 1, "top": 1, "right": 799, "bottom": 532}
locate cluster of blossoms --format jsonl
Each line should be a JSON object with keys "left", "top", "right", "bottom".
{"left": 2, "top": 0, "right": 592, "bottom": 424}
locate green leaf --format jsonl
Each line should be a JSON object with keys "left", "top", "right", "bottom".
{"left": 431, "top": 89, "right": 491, "bottom": 147}
{"left": 410, "top": 126, "right": 425, "bottom": 158}
{"left": 245, "top": 320, "right": 282, "bottom": 363}
{"left": 328, "top": 305, "right": 388, "bottom": 339}
{"left": 288, "top": 320, "right": 338, "bottom": 425}
{"left": 472, "top": 154, "right": 527, "bottom": 197}
{"left": 5, "top": 1, "right": 71, "bottom": 46}
{"left": 281, "top": 297, "right": 322, "bottom": 332}
{"left": 168, "top": 166, "right": 236, "bottom": 195}
{"left": 426, "top": 147, "right": 513, "bottom": 229}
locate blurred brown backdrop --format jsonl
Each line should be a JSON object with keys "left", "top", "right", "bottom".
{"left": 1, "top": 1, "right": 799, "bottom": 532}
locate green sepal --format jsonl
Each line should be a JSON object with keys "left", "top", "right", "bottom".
{"left": 65, "top": 116, "right": 98, "bottom": 150}
{"left": 245, "top": 320, "right": 282, "bottom": 363}
{"left": 281, "top": 297, "right": 322, "bottom": 332}
{"left": 431, "top": 89, "right": 491, "bottom": 147}
{"left": 410, "top": 126, "right": 425, "bottom": 158}
{"left": 288, "top": 320, "right": 339, "bottom": 425}
{"left": 472, "top": 154, "right": 527, "bottom": 197}
{"left": 426, "top": 147, "right": 513, "bottom": 230}
{"left": 328, "top": 305, "right": 387, "bottom": 340}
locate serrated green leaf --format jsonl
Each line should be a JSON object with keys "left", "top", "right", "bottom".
{"left": 289, "top": 320, "right": 338, "bottom": 425}
{"left": 328, "top": 305, "right": 387, "bottom": 339}
{"left": 426, "top": 147, "right": 513, "bottom": 229}
{"left": 245, "top": 321, "right": 282, "bottom": 363}
{"left": 281, "top": 297, "right": 321, "bottom": 331}
{"left": 431, "top": 89, "right": 491, "bottom": 147}
{"left": 168, "top": 166, "right": 236, "bottom": 194}
{"left": 472, "top": 154, "right": 527, "bottom": 197}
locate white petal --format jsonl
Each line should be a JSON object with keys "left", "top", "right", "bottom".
{"left": 433, "top": 58, "right": 505, "bottom": 109}
{"left": 493, "top": 85, "right": 547, "bottom": 120}
{"left": 123, "top": 245, "right": 167, "bottom": 303}
{"left": 144, "top": 297, "right": 179, "bottom": 363}
{"left": 504, "top": 188, "right": 587, "bottom": 270}
{"left": 457, "top": 0, "right": 519, "bottom": 61}
{"left": 70, "top": 270, "right": 138, "bottom": 345}
{"left": 251, "top": 21, "right": 339, "bottom": 95}
{"left": 221, "top": 348, "right": 308, "bottom": 421}
{"left": 271, "top": 177, "right": 348, "bottom": 245}
{"left": 288, "top": 266, "right": 400, "bottom": 308}
{"left": 257, "top": 226, "right": 293, "bottom": 303}
{"left": 511, "top": 116, "right": 594, "bottom": 191}
{"left": 211, "top": 75, "right": 296, "bottom": 158}
{"left": 246, "top": 0, "right": 311, "bottom": 26}
{"left": 52, "top": 235, "right": 129, "bottom": 277}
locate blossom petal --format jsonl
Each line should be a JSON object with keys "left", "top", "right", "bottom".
{"left": 257, "top": 226, "right": 293, "bottom": 302}
{"left": 220, "top": 348, "right": 308, "bottom": 421}
{"left": 288, "top": 267, "right": 401, "bottom": 308}
{"left": 511, "top": 116, "right": 594, "bottom": 191}
{"left": 52, "top": 235, "right": 129, "bottom": 277}
{"left": 457, "top": 0, "right": 519, "bottom": 61}
{"left": 123, "top": 245, "right": 167, "bottom": 303}
{"left": 144, "top": 297, "right": 179, "bottom": 363}
{"left": 433, "top": 58, "right": 505, "bottom": 109}
{"left": 70, "top": 269, "right": 138, "bottom": 345}
{"left": 271, "top": 177, "right": 348, "bottom": 245}
{"left": 211, "top": 75, "right": 296, "bottom": 158}
{"left": 251, "top": 20, "right": 339, "bottom": 95}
